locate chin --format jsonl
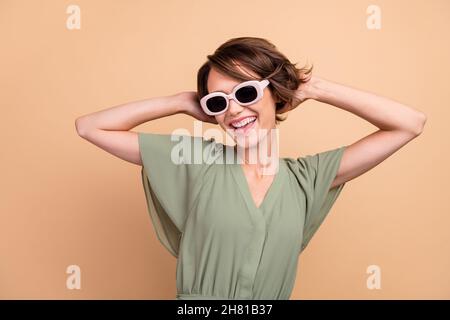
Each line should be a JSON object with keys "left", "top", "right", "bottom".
{"left": 233, "top": 127, "right": 265, "bottom": 150}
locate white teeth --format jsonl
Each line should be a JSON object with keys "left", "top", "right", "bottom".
{"left": 231, "top": 116, "right": 256, "bottom": 129}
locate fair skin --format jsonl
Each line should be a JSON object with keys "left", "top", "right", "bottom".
{"left": 75, "top": 65, "right": 427, "bottom": 208}
{"left": 205, "top": 65, "right": 281, "bottom": 208}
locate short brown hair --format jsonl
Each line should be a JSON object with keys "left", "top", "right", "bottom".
{"left": 197, "top": 37, "right": 313, "bottom": 124}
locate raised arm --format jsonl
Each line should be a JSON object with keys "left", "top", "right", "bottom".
{"left": 75, "top": 91, "right": 218, "bottom": 166}
{"left": 75, "top": 94, "right": 184, "bottom": 165}
{"left": 297, "top": 75, "right": 427, "bottom": 189}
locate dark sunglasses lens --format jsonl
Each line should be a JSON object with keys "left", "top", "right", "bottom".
{"left": 206, "top": 96, "right": 227, "bottom": 113}
{"left": 236, "top": 85, "right": 258, "bottom": 103}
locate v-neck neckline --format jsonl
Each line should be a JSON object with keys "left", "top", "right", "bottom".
{"left": 232, "top": 156, "right": 285, "bottom": 211}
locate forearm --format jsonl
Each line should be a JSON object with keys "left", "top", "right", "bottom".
{"left": 75, "top": 94, "right": 183, "bottom": 134}
{"left": 306, "top": 76, "right": 427, "bottom": 134}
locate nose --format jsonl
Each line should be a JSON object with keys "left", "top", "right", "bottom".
{"left": 227, "top": 97, "right": 244, "bottom": 116}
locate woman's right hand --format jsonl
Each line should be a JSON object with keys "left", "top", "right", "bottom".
{"left": 173, "top": 91, "right": 218, "bottom": 124}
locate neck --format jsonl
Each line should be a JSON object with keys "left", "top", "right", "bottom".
{"left": 235, "top": 128, "right": 279, "bottom": 175}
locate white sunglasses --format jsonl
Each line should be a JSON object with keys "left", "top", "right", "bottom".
{"left": 200, "top": 79, "right": 270, "bottom": 116}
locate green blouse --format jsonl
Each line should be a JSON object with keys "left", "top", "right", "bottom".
{"left": 138, "top": 132, "right": 346, "bottom": 300}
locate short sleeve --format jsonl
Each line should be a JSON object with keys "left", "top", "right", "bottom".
{"left": 297, "top": 145, "right": 347, "bottom": 254}
{"left": 138, "top": 132, "right": 220, "bottom": 257}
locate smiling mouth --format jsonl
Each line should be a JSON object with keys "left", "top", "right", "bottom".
{"left": 230, "top": 116, "right": 257, "bottom": 128}
{"left": 230, "top": 116, "right": 257, "bottom": 134}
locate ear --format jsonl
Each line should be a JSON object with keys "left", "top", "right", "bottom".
{"left": 275, "top": 93, "right": 284, "bottom": 105}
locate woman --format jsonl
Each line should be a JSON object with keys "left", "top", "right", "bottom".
{"left": 75, "top": 37, "right": 427, "bottom": 300}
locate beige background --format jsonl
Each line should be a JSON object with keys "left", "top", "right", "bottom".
{"left": 0, "top": 0, "right": 448, "bottom": 299}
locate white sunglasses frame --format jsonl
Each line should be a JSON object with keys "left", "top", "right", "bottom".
{"left": 200, "top": 79, "right": 270, "bottom": 116}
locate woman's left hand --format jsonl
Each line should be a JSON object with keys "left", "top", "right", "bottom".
{"left": 277, "top": 73, "right": 316, "bottom": 114}
{"left": 295, "top": 73, "right": 315, "bottom": 104}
